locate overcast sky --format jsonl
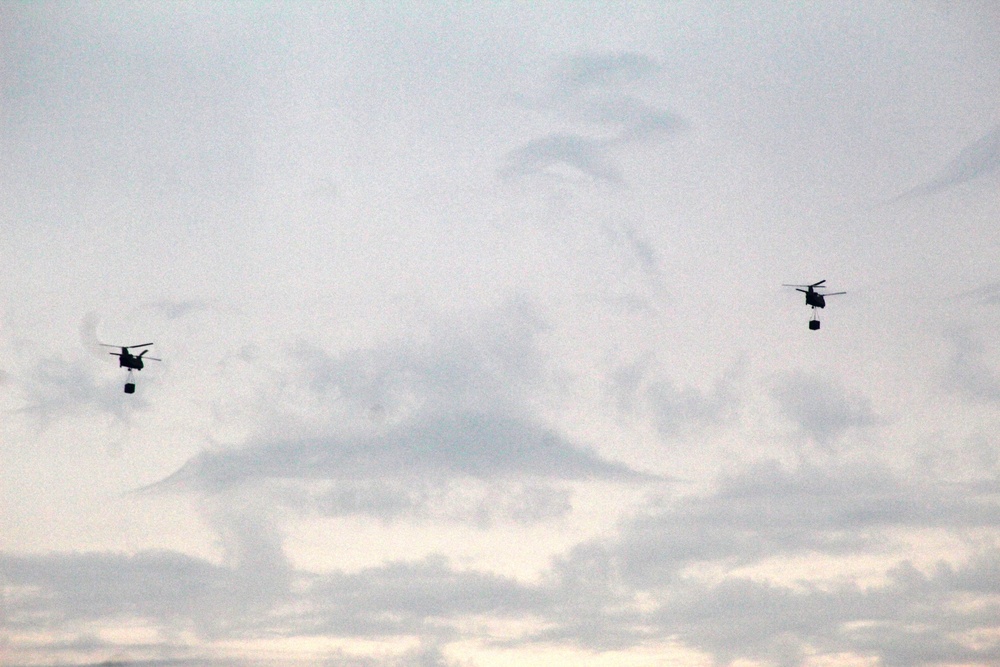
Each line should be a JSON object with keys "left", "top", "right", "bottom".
{"left": 3, "top": 3, "right": 1000, "bottom": 666}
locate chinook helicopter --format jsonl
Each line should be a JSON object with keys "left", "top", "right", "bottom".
{"left": 101, "top": 343, "right": 160, "bottom": 393}
{"left": 783, "top": 280, "right": 846, "bottom": 330}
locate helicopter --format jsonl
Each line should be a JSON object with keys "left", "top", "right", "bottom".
{"left": 101, "top": 343, "right": 161, "bottom": 393}
{"left": 782, "top": 280, "right": 846, "bottom": 330}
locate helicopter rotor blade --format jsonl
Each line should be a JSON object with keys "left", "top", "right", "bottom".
{"left": 810, "top": 279, "right": 827, "bottom": 287}
{"left": 823, "top": 291, "right": 846, "bottom": 296}
{"left": 782, "top": 284, "right": 810, "bottom": 287}
{"left": 795, "top": 288, "right": 808, "bottom": 294}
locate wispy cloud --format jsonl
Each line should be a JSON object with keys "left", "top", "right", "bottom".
{"left": 556, "top": 53, "right": 661, "bottom": 92}
{"left": 771, "top": 371, "right": 878, "bottom": 446}
{"left": 153, "top": 411, "right": 645, "bottom": 494}
{"left": 609, "top": 357, "right": 743, "bottom": 439}
{"left": 500, "top": 52, "right": 686, "bottom": 184}
{"left": 957, "top": 281, "right": 1000, "bottom": 306}
{"left": 895, "top": 123, "right": 1000, "bottom": 199}
{"left": 532, "top": 460, "right": 1000, "bottom": 659}
{"left": 498, "top": 134, "right": 623, "bottom": 183}
{"left": 149, "top": 303, "right": 653, "bottom": 522}
{"left": 942, "top": 328, "right": 1000, "bottom": 403}
{"left": 14, "top": 354, "right": 146, "bottom": 426}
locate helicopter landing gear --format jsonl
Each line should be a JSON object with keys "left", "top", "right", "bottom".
{"left": 124, "top": 369, "right": 136, "bottom": 394}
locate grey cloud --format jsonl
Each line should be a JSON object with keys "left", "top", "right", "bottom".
{"left": 154, "top": 411, "right": 646, "bottom": 494}
{"left": 313, "top": 479, "right": 573, "bottom": 525}
{"left": 498, "top": 134, "right": 623, "bottom": 183}
{"left": 149, "top": 303, "right": 652, "bottom": 521}
{"left": 497, "top": 115, "right": 681, "bottom": 184}
{"left": 772, "top": 371, "right": 877, "bottom": 446}
{"left": 290, "top": 301, "right": 546, "bottom": 417}
{"left": 958, "top": 281, "right": 1000, "bottom": 306}
{"left": 15, "top": 354, "right": 147, "bottom": 425}
{"left": 604, "top": 223, "right": 662, "bottom": 279}
{"left": 897, "top": 123, "right": 1000, "bottom": 199}
{"left": 556, "top": 53, "right": 661, "bottom": 93}
{"left": 297, "top": 555, "right": 540, "bottom": 639}
{"left": 501, "top": 52, "right": 685, "bottom": 186}
{"left": 0, "top": 507, "right": 291, "bottom": 640}
{"left": 541, "top": 458, "right": 1000, "bottom": 603}
{"left": 610, "top": 358, "right": 742, "bottom": 439}
{"left": 647, "top": 375, "right": 740, "bottom": 439}
{"left": 7, "top": 522, "right": 1000, "bottom": 666}
{"left": 586, "top": 97, "right": 687, "bottom": 143}
{"left": 646, "top": 559, "right": 1000, "bottom": 667}
{"left": 0, "top": 550, "right": 226, "bottom": 631}
{"left": 943, "top": 328, "right": 1000, "bottom": 403}
{"left": 529, "top": 462, "right": 1000, "bottom": 661}
{"left": 1, "top": 549, "right": 532, "bottom": 663}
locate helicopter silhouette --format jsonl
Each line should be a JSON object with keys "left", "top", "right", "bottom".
{"left": 101, "top": 343, "right": 160, "bottom": 393}
{"left": 783, "top": 280, "right": 846, "bottom": 330}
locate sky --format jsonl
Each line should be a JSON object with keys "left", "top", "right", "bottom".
{"left": 2, "top": 2, "right": 1000, "bottom": 666}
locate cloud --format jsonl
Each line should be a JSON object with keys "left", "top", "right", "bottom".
{"left": 500, "top": 51, "right": 685, "bottom": 185}
{"left": 604, "top": 223, "right": 662, "bottom": 278}
{"left": 609, "top": 357, "right": 743, "bottom": 439}
{"left": 529, "top": 461, "right": 1000, "bottom": 660}
{"left": 9, "top": 456, "right": 1000, "bottom": 666}
{"left": 152, "top": 411, "right": 645, "bottom": 497}
{"left": 0, "top": 549, "right": 534, "bottom": 657}
{"left": 289, "top": 301, "right": 547, "bottom": 419}
{"left": 0, "top": 550, "right": 226, "bottom": 632}
{"left": 609, "top": 460, "right": 1000, "bottom": 577}
{"left": 643, "top": 556, "right": 1000, "bottom": 667}
{"left": 942, "top": 328, "right": 1000, "bottom": 403}
{"left": 311, "top": 478, "right": 574, "bottom": 525}
{"left": 771, "top": 371, "right": 877, "bottom": 446}
{"left": 896, "top": 123, "right": 1000, "bottom": 199}
{"left": 150, "top": 303, "right": 652, "bottom": 521}
{"left": 957, "top": 281, "right": 1000, "bottom": 306}
{"left": 556, "top": 53, "right": 661, "bottom": 92}
{"left": 295, "top": 555, "right": 540, "bottom": 639}
{"left": 585, "top": 97, "right": 686, "bottom": 144}
{"left": 15, "top": 354, "right": 147, "bottom": 425}
{"left": 498, "top": 134, "right": 623, "bottom": 183}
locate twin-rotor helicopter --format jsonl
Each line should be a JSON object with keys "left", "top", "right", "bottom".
{"left": 782, "top": 280, "right": 846, "bottom": 330}
{"left": 97, "top": 283, "right": 842, "bottom": 395}
{"left": 101, "top": 343, "right": 160, "bottom": 393}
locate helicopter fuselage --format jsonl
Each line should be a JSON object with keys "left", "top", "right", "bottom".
{"left": 119, "top": 355, "right": 144, "bottom": 370}
{"left": 115, "top": 349, "right": 145, "bottom": 370}
{"left": 804, "top": 289, "right": 826, "bottom": 309}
